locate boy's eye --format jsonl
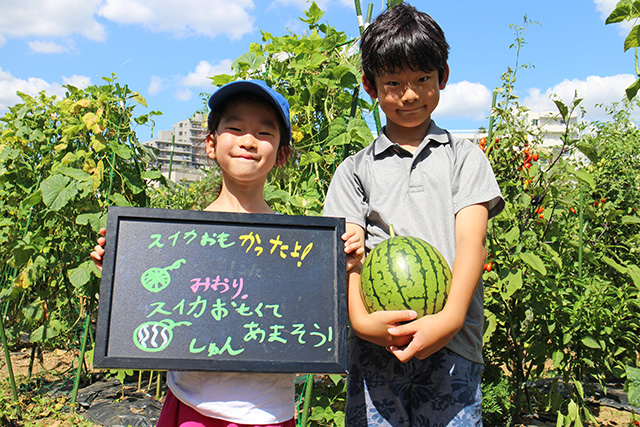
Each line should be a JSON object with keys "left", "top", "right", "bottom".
{"left": 385, "top": 81, "right": 400, "bottom": 87}
{"left": 418, "top": 76, "right": 430, "bottom": 83}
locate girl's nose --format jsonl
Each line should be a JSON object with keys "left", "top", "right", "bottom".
{"left": 237, "top": 133, "right": 258, "bottom": 149}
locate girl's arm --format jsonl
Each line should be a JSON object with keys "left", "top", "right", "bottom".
{"left": 90, "top": 228, "right": 107, "bottom": 272}
{"left": 387, "top": 202, "right": 489, "bottom": 362}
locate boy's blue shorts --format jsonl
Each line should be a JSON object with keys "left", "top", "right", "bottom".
{"left": 346, "top": 336, "right": 483, "bottom": 426}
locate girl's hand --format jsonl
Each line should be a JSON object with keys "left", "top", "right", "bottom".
{"left": 90, "top": 228, "right": 107, "bottom": 272}
{"left": 342, "top": 230, "right": 364, "bottom": 271}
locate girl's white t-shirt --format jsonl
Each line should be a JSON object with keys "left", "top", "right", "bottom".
{"left": 167, "top": 370, "right": 295, "bottom": 423}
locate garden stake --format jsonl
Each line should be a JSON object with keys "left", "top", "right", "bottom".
{"left": 70, "top": 284, "right": 96, "bottom": 413}
{"left": 156, "top": 371, "right": 164, "bottom": 400}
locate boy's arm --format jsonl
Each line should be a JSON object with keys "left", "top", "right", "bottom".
{"left": 345, "top": 223, "right": 418, "bottom": 348}
{"left": 387, "top": 202, "right": 489, "bottom": 362}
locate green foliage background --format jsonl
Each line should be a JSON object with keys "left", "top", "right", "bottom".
{"left": 0, "top": 2, "right": 639, "bottom": 426}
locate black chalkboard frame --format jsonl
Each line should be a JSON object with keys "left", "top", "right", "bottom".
{"left": 93, "top": 206, "right": 348, "bottom": 374}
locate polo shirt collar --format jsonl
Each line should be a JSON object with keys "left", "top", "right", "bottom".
{"left": 373, "top": 120, "right": 449, "bottom": 156}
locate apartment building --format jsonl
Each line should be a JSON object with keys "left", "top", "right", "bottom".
{"left": 143, "top": 114, "right": 209, "bottom": 182}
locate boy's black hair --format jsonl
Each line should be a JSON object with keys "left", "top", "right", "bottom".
{"left": 207, "top": 93, "right": 291, "bottom": 152}
{"left": 360, "top": 3, "right": 449, "bottom": 87}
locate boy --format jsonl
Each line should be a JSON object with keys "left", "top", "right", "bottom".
{"left": 323, "top": 4, "right": 504, "bottom": 426}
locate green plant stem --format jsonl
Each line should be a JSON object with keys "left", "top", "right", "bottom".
{"left": 300, "top": 374, "right": 314, "bottom": 427}
{"left": 578, "top": 185, "right": 584, "bottom": 278}
{"left": 0, "top": 313, "right": 21, "bottom": 417}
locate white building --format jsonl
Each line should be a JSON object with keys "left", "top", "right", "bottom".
{"left": 143, "top": 114, "right": 209, "bottom": 182}
{"left": 450, "top": 110, "right": 579, "bottom": 147}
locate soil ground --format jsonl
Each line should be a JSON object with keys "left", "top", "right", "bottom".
{"left": 0, "top": 348, "right": 636, "bottom": 426}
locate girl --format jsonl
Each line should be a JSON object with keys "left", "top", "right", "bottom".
{"left": 91, "top": 80, "right": 363, "bottom": 427}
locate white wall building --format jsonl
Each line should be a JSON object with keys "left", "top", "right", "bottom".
{"left": 450, "top": 110, "right": 579, "bottom": 147}
{"left": 143, "top": 114, "right": 209, "bottom": 182}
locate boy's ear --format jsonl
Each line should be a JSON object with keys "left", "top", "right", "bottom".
{"left": 439, "top": 64, "right": 450, "bottom": 90}
{"left": 205, "top": 134, "right": 216, "bottom": 160}
{"left": 275, "top": 146, "right": 291, "bottom": 167}
{"left": 362, "top": 75, "right": 378, "bottom": 99}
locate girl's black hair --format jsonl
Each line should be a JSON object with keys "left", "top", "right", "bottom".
{"left": 207, "top": 93, "right": 291, "bottom": 152}
{"left": 361, "top": 3, "right": 449, "bottom": 87}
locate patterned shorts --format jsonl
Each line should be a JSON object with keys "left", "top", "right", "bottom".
{"left": 346, "top": 337, "right": 483, "bottom": 427}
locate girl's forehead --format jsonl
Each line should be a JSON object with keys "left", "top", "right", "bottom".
{"left": 221, "top": 99, "right": 279, "bottom": 124}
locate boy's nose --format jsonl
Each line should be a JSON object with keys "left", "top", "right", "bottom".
{"left": 401, "top": 86, "right": 419, "bottom": 102}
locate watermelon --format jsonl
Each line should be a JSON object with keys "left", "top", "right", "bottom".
{"left": 360, "top": 225, "right": 452, "bottom": 318}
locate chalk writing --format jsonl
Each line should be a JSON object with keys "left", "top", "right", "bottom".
{"left": 140, "top": 259, "right": 186, "bottom": 293}
{"left": 94, "top": 207, "right": 346, "bottom": 373}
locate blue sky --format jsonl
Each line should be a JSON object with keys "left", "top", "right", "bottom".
{"left": 0, "top": 0, "right": 634, "bottom": 140}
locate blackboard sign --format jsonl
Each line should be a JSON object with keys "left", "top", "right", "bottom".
{"left": 94, "top": 206, "right": 347, "bottom": 373}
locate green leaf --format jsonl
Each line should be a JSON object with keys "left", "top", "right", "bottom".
{"left": 567, "top": 166, "right": 595, "bottom": 190}
{"left": 625, "top": 25, "right": 640, "bottom": 51}
{"left": 626, "top": 264, "right": 640, "bottom": 287}
{"left": 622, "top": 215, "right": 640, "bottom": 224}
{"left": 326, "top": 133, "right": 350, "bottom": 146}
{"left": 518, "top": 252, "right": 547, "bottom": 275}
{"left": 40, "top": 174, "right": 78, "bottom": 211}
{"left": 581, "top": 336, "right": 601, "bottom": 349}
{"left": 602, "top": 255, "right": 628, "bottom": 274}
{"left": 58, "top": 166, "right": 91, "bottom": 181}
{"left": 68, "top": 261, "right": 94, "bottom": 288}
{"left": 21, "top": 189, "right": 42, "bottom": 208}
{"left": 76, "top": 213, "right": 102, "bottom": 232}
{"left": 606, "top": 0, "right": 640, "bottom": 24}
{"left": 502, "top": 270, "right": 523, "bottom": 300}
{"left": 132, "top": 92, "right": 147, "bottom": 107}
{"left": 576, "top": 143, "right": 598, "bottom": 163}
{"left": 626, "top": 77, "right": 640, "bottom": 100}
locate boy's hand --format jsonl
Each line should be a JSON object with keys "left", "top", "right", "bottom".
{"left": 342, "top": 229, "right": 364, "bottom": 271}
{"left": 353, "top": 309, "right": 417, "bottom": 348}
{"left": 386, "top": 308, "right": 464, "bottom": 362}
{"left": 90, "top": 228, "right": 107, "bottom": 272}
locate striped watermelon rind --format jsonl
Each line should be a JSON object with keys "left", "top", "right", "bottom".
{"left": 360, "top": 227, "right": 452, "bottom": 318}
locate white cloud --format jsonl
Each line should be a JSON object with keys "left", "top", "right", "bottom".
{"left": 98, "top": 0, "right": 256, "bottom": 39}
{"left": 27, "top": 40, "right": 74, "bottom": 54}
{"left": 522, "top": 74, "right": 635, "bottom": 121}
{"left": 181, "top": 60, "right": 233, "bottom": 88}
{"left": 0, "top": 68, "right": 92, "bottom": 115}
{"left": 439, "top": 81, "right": 492, "bottom": 121}
{"left": 0, "top": 0, "right": 106, "bottom": 41}
{"left": 148, "top": 76, "right": 165, "bottom": 95}
{"left": 0, "top": 68, "right": 59, "bottom": 113}
{"left": 175, "top": 87, "right": 193, "bottom": 101}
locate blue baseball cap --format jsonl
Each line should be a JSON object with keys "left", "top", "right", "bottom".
{"left": 208, "top": 79, "right": 291, "bottom": 141}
